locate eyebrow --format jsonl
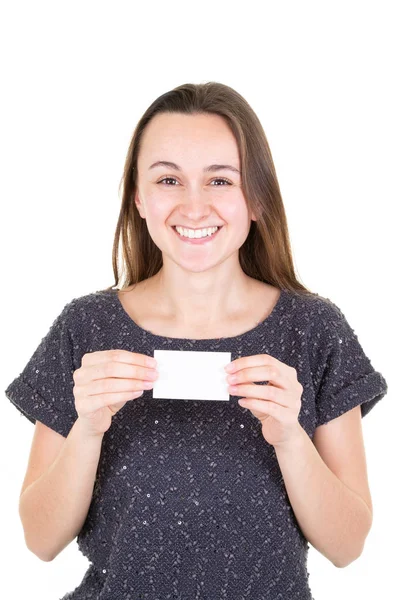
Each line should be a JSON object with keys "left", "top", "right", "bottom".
{"left": 148, "top": 160, "right": 241, "bottom": 175}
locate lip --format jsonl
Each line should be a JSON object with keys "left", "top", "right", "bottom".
{"left": 171, "top": 225, "right": 222, "bottom": 245}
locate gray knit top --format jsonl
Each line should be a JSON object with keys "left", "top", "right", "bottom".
{"left": 5, "top": 287, "right": 388, "bottom": 600}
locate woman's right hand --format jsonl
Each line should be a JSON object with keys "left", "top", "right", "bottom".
{"left": 72, "top": 349, "right": 159, "bottom": 437}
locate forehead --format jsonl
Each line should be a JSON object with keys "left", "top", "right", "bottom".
{"left": 139, "top": 113, "right": 240, "bottom": 164}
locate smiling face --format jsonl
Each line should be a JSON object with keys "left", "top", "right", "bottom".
{"left": 134, "top": 112, "right": 256, "bottom": 274}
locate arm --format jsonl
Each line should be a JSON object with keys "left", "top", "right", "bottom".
{"left": 274, "top": 423, "right": 373, "bottom": 568}
{"left": 19, "top": 418, "right": 104, "bottom": 562}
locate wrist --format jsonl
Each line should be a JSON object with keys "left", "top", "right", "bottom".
{"left": 272, "top": 422, "right": 307, "bottom": 455}
{"left": 75, "top": 416, "right": 105, "bottom": 441}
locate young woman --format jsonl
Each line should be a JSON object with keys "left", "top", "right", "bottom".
{"left": 6, "top": 81, "right": 388, "bottom": 599}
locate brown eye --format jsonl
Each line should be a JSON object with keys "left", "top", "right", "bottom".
{"left": 157, "top": 177, "right": 232, "bottom": 186}
{"left": 211, "top": 178, "right": 231, "bottom": 186}
{"left": 157, "top": 177, "right": 179, "bottom": 185}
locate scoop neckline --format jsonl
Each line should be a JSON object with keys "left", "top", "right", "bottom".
{"left": 102, "top": 286, "right": 289, "bottom": 343}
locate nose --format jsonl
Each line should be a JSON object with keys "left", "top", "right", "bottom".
{"left": 178, "top": 190, "right": 214, "bottom": 221}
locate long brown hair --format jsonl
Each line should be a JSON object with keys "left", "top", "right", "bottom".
{"left": 101, "top": 81, "right": 314, "bottom": 298}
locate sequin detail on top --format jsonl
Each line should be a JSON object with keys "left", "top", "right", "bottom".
{"left": 5, "top": 287, "right": 388, "bottom": 599}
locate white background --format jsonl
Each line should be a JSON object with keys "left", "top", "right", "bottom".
{"left": 1, "top": 1, "right": 398, "bottom": 598}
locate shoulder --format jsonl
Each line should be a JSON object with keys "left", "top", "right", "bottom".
{"left": 284, "top": 291, "right": 352, "bottom": 360}
{"left": 287, "top": 290, "right": 344, "bottom": 328}
{"left": 291, "top": 292, "right": 362, "bottom": 367}
{"left": 61, "top": 289, "right": 115, "bottom": 330}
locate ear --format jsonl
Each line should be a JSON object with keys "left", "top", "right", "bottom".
{"left": 134, "top": 190, "right": 146, "bottom": 219}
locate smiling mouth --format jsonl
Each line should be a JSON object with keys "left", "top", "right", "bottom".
{"left": 171, "top": 225, "right": 223, "bottom": 243}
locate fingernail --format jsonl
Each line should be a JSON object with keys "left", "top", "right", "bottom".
{"left": 224, "top": 363, "right": 235, "bottom": 372}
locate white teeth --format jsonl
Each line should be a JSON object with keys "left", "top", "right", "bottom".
{"left": 175, "top": 226, "right": 219, "bottom": 239}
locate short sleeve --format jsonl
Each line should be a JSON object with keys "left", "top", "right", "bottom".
{"left": 5, "top": 300, "right": 79, "bottom": 438}
{"left": 313, "top": 299, "right": 388, "bottom": 428}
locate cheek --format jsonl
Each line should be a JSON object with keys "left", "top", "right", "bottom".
{"left": 223, "top": 198, "right": 251, "bottom": 226}
{"left": 144, "top": 190, "right": 249, "bottom": 225}
{"left": 144, "top": 194, "right": 172, "bottom": 221}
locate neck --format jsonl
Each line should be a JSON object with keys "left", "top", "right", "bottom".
{"left": 149, "top": 265, "right": 256, "bottom": 328}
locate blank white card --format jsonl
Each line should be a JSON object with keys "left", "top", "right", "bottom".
{"left": 152, "top": 349, "right": 232, "bottom": 402}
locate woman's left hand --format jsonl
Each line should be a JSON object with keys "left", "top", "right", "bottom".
{"left": 225, "top": 353, "right": 304, "bottom": 448}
